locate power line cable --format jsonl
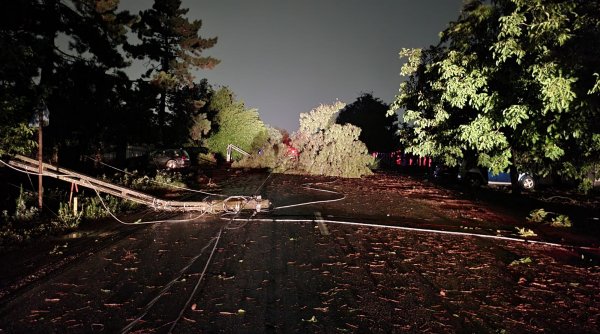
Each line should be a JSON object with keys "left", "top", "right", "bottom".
{"left": 83, "top": 155, "right": 227, "bottom": 197}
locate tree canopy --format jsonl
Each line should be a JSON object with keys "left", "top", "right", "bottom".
{"left": 127, "top": 0, "right": 219, "bottom": 142}
{"left": 204, "top": 87, "right": 268, "bottom": 160}
{"left": 0, "top": 0, "right": 134, "bottom": 160}
{"left": 390, "top": 0, "right": 600, "bottom": 189}
{"left": 336, "top": 93, "right": 399, "bottom": 153}
{"left": 291, "top": 101, "right": 374, "bottom": 178}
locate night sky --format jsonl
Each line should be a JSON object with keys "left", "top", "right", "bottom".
{"left": 123, "top": 0, "right": 465, "bottom": 131}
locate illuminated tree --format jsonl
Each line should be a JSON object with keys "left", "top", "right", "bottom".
{"left": 292, "top": 101, "right": 374, "bottom": 178}
{"left": 391, "top": 0, "right": 600, "bottom": 190}
{"left": 204, "top": 87, "right": 267, "bottom": 160}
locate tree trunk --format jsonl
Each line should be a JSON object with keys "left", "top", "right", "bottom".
{"left": 509, "top": 149, "right": 521, "bottom": 196}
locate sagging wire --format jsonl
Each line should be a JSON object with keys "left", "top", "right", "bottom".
{"left": 222, "top": 217, "right": 600, "bottom": 251}
{"left": 123, "top": 209, "right": 247, "bottom": 332}
{"left": 271, "top": 180, "right": 346, "bottom": 211}
{"left": 167, "top": 227, "right": 223, "bottom": 334}
{"left": 120, "top": 228, "right": 223, "bottom": 334}
{"left": 2, "top": 160, "right": 62, "bottom": 220}
{"left": 83, "top": 155, "right": 227, "bottom": 198}
{"left": 254, "top": 170, "right": 273, "bottom": 196}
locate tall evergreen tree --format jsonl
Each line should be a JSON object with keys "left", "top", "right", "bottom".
{"left": 170, "top": 78, "right": 212, "bottom": 146}
{"left": 126, "top": 0, "right": 219, "bottom": 143}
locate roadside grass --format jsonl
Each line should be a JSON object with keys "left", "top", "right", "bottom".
{"left": 0, "top": 170, "right": 187, "bottom": 254}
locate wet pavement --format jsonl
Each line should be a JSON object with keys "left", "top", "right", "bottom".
{"left": 0, "top": 171, "right": 599, "bottom": 333}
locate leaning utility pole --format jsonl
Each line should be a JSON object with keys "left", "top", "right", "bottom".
{"left": 37, "top": 106, "right": 43, "bottom": 210}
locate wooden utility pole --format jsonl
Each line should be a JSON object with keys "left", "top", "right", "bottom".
{"left": 37, "top": 107, "right": 43, "bottom": 210}
{"left": 10, "top": 155, "right": 272, "bottom": 214}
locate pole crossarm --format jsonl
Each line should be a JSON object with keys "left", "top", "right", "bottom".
{"left": 8, "top": 155, "right": 269, "bottom": 213}
{"left": 226, "top": 144, "right": 250, "bottom": 162}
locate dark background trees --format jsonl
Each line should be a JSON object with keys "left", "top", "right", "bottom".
{"left": 125, "top": 0, "right": 219, "bottom": 144}
{"left": 336, "top": 93, "right": 399, "bottom": 153}
{"left": 2, "top": 0, "right": 598, "bottom": 189}
{"left": 0, "top": 0, "right": 223, "bottom": 168}
{"left": 0, "top": 0, "right": 135, "bottom": 164}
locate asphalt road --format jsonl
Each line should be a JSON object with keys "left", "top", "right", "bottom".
{"left": 0, "top": 171, "right": 598, "bottom": 333}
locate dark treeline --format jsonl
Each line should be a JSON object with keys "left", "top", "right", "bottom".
{"left": 0, "top": 0, "right": 220, "bottom": 167}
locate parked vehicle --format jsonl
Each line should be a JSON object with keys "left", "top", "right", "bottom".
{"left": 150, "top": 149, "right": 191, "bottom": 170}
{"left": 432, "top": 163, "right": 459, "bottom": 182}
{"left": 433, "top": 160, "right": 535, "bottom": 190}
{"left": 458, "top": 166, "right": 535, "bottom": 190}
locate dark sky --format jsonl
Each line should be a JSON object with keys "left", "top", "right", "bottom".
{"left": 123, "top": 0, "right": 465, "bottom": 131}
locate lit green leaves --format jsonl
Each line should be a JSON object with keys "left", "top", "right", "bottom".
{"left": 298, "top": 101, "right": 344, "bottom": 135}
{"left": 398, "top": 48, "right": 422, "bottom": 77}
{"left": 588, "top": 73, "right": 600, "bottom": 95}
{"left": 204, "top": 87, "right": 266, "bottom": 159}
{"left": 391, "top": 0, "right": 600, "bottom": 187}
{"left": 502, "top": 105, "right": 529, "bottom": 129}
{"left": 293, "top": 102, "right": 374, "bottom": 178}
{"left": 492, "top": 12, "right": 526, "bottom": 64}
{"left": 459, "top": 116, "right": 508, "bottom": 152}
{"left": 531, "top": 63, "right": 577, "bottom": 113}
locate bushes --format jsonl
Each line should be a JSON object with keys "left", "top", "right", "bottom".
{"left": 232, "top": 127, "right": 289, "bottom": 170}
{"left": 0, "top": 183, "right": 138, "bottom": 252}
{"left": 232, "top": 143, "right": 289, "bottom": 170}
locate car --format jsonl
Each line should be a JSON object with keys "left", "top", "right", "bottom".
{"left": 432, "top": 162, "right": 459, "bottom": 182}
{"left": 458, "top": 166, "right": 535, "bottom": 190}
{"left": 149, "top": 148, "right": 191, "bottom": 170}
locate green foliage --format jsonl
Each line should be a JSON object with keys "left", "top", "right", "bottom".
{"left": 232, "top": 127, "right": 289, "bottom": 170}
{"left": 196, "top": 152, "right": 217, "bottom": 166}
{"left": 79, "top": 193, "right": 134, "bottom": 220}
{"left": 57, "top": 202, "right": 83, "bottom": 229}
{"left": 527, "top": 208, "right": 572, "bottom": 228}
{"left": 550, "top": 215, "right": 572, "bottom": 228}
{"left": 233, "top": 143, "right": 288, "bottom": 170}
{"left": 128, "top": 0, "right": 220, "bottom": 87}
{"left": 105, "top": 170, "right": 187, "bottom": 192}
{"left": 515, "top": 227, "right": 537, "bottom": 238}
{"left": 11, "top": 186, "right": 39, "bottom": 222}
{"left": 204, "top": 87, "right": 268, "bottom": 159}
{"left": 0, "top": 98, "right": 36, "bottom": 156}
{"left": 168, "top": 79, "right": 213, "bottom": 147}
{"left": 391, "top": 0, "right": 600, "bottom": 188}
{"left": 527, "top": 208, "right": 548, "bottom": 223}
{"left": 509, "top": 257, "right": 533, "bottom": 266}
{"left": 291, "top": 102, "right": 374, "bottom": 178}
{"left": 0, "top": 187, "right": 73, "bottom": 251}
{"left": 127, "top": 0, "right": 219, "bottom": 141}
{"left": 1, "top": 0, "right": 138, "bottom": 166}
{"left": 81, "top": 196, "right": 110, "bottom": 220}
